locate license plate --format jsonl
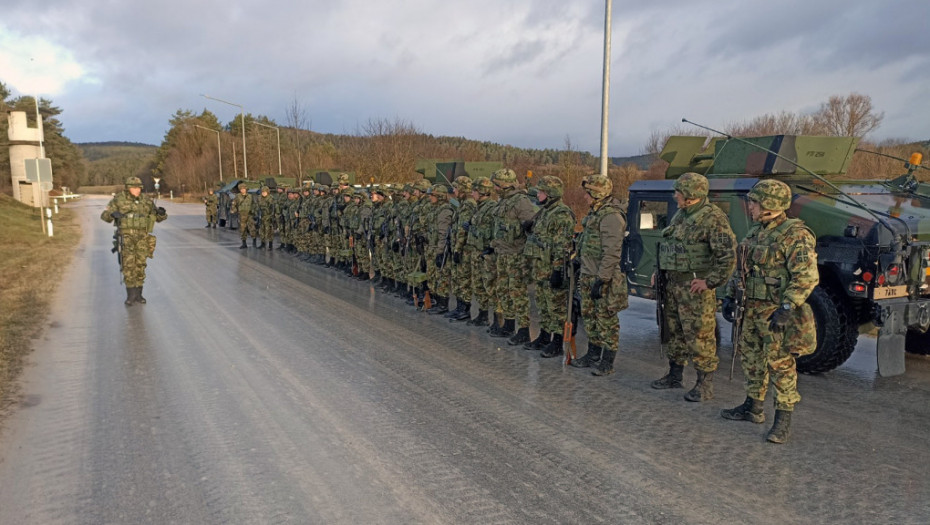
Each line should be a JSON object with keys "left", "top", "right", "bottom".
{"left": 875, "top": 285, "right": 908, "bottom": 299}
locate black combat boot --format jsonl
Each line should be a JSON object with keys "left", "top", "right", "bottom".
{"left": 449, "top": 301, "right": 471, "bottom": 321}
{"left": 277, "top": 242, "right": 286, "bottom": 250}
{"left": 540, "top": 333, "right": 564, "bottom": 358}
{"left": 720, "top": 396, "right": 765, "bottom": 423}
{"left": 258, "top": 241, "right": 265, "bottom": 249}
{"left": 124, "top": 286, "right": 135, "bottom": 306}
{"left": 684, "top": 370, "right": 714, "bottom": 402}
{"left": 651, "top": 360, "right": 685, "bottom": 390}
{"left": 508, "top": 326, "right": 531, "bottom": 345}
{"left": 523, "top": 329, "right": 551, "bottom": 350}
{"left": 427, "top": 296, "right": 448, "bottom": 314}
{"left": 468, "top": 309, "right": 489, "bottom": 326}
{"left": 571, "top": 345, "right": 602, "bottom": 368}
{"left": 212, "top": 223, "right": 216, "bottom": 228}
{"left": 443, "top": 299, "right": 461, "bottom": 318}
{"left": 252, "top": 238, "right": 257, "bottom": 247}
{"left": 239, "top": 240, "right": 248, "bottom": 249}
{"left": 766, "top": 409, "right": 792, "bottom": 444}
{"left": 489, "top": 316, "right": 510, "bottom": 337}
{"left": 592, "top": 348, "right": 617, "bottom": 376}
{"left": 357, "top": 272, "right": 370, "bottom": 281}
{"left": 205, "top": 223, "right": 211, "bottom": 228}
{"left": 135, "top": 286, "right": 146, "bottom": 304}
{"left": 267, "top": 242, "right": 273, "bottom": 251}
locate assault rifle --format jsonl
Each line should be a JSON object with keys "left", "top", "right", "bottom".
{"left": 655, "top": 242, "right": 670, "bottom": 356}
{"left": 563, "top": 249, "right": 578, "bottom": 365}
{"left": 729, "top": 244, "right": 749, "bottom": 380}
{"left": 349, "top": 233, "right": 359, "bottom": 276}
{"left": 110, "top": 218, "right": 125, "bottom": 283}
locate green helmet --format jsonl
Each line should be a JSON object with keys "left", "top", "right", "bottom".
{"left": 454, "top": 176, "right": 473, "bottom": 192}
{"left": 583, "top": 174, "right": 612, "bottom": 199}
{"left": 316, "top": 184, "right": 330, "bottom": 192}
{"left": 412, "top": 179, "right": 431, "bottom": 193}
{"left": 537, "top": 175, "right": 564, "bottom": 199}
{"left": 237, "top": 182, "right": 248, "bottom": 191}
{"left": 337, "top": 173, "right": 350, "bottom": 185}
{"left": 748, "top": 179, "right": 792, "bottom": 211}
{"left": 674, "top": 172, "right": 709, "bottom": 199}
{"left": 428, "top": 183, "right": 451, "bottom": 197}
{"left": 261, "top": 186, "right": 270, "bottom": 193}
{"left": 473, "top": 176, "right": 494, "bottom": 196}
{"left": 126, "top": 176, "right": 143, "bottom": 188}
{"left": 341, "top": 186, "right": 355, "bottom": 196}
{"left": 491, "top": 168, "right": 517, "bottom": 187}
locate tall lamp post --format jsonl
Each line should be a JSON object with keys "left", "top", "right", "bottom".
{"left": 202, "top": 94, "right": 248, "bottom": 179}
{"left": 252, "top": 121, "right": 282, "bottom": 176}
{"left": 598, "top": 0, "right": 613, "bottom": 177}
{"left": 193, "top": 124, "right": 223, "bottom": 181}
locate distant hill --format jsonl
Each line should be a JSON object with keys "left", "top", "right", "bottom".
{"left": 611, "top": 153, "right": 654, "bottom": 170}
{"left": 77, "top": 142, "right": 157, "bottom": 186}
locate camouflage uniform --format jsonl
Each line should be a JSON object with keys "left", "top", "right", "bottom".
{"left": 425, "top": 184, "right": 455, "bottom": 313}
{"left": 230, "top": 183, "right": 257, "bottom": 245}
{"left": 353, "top": 190, "right": 374, "bottom": 279}
{"left": 490, "top": 169, "right": 538, "bottom": 343}
{"left": 524, "top": 176, "right": 576, "bottom": 356}
{"left": 465, "top": 177, "right": 499, "bottom": 326}
{"left": 341, "top": 187, "right": 359, "bottom": 271}
{"left": 721, "top": 179, "right": 818, "bottom": 444}
{"left": 101, "top": 176, "right": 167, "bottom": 305}
{"left": 406, "top": 179, "right": 432, "bottom": 300}
{"left": 447, "top": 177, "right": 478, "bottom": 321}
{"left": 653, "top": 172, "right": 736, "bottom": 401}
{"left": 571, "top": 175, "right": 628, "bottom": 376}
{"left": 257, "top": 187, "right": 276, "bottom": 249}
{"left": 296, "top": 189, "right": 313, "bottom": 255}
{"left": 204, "top": 191, "right": 218, "bottom": 227}
{"left": 371, "top": 187, "right": 391, "bottom": 283}
{"left": 285, "top": 190, "right": 301, "bottom": 251}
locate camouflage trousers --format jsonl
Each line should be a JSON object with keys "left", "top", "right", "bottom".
{"left": 205, "top": 209, "right": 217, "bottom": 224}
{"left": 496, "top": 253, "right": 530, "bottom": 326}
{"left": 259, "top": 217, "right": 275, "bottom": 243}
{"left": 295, "top": 219, "right": 311, "bottom": 252}
{"left": 536, "top": 279, "right": 569, "bottom": 336}
{"left": 310, "top": 230, "right": 324, "bottom": 255}
{"left": 473, "top": 252, "right": 497, "bottom": 312}
{"left": 239, "top": 214, "right": 257, "bottom": 241}
{"left": 738, "top": 301, "right": 815, "bottom": 411}
{"left": 450, "top": 250, "right": 473, "bottom": 304}
{"left": 427, "top": 250, "right": 451, "bottom": 297}
{"left": 120, "top": 232, "right": 155, "bottom": 287}
{"left": 665, "top": 282, "right": 719, "bottom": 372}
{"left": 355, "top": 238, "right": 372, "bottom": 275}
{"left": 280, "top": 219, "right": 291, "bottom": 245}
{"left": 579, "top": 272, "right": 628, "bottom": 350}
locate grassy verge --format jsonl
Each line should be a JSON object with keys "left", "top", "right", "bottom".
{"left": 0, "top": 194, "right": 81, "bottom": 416}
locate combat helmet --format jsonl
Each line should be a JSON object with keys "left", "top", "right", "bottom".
{"left": 491, "top": 168, "right": 517, "bottom": 188}
{"left": 674, "top": 172, "right": 709, "bottom": 200}
{"left": 537, "top": 175, "right": 564, "bottom": 199}
{"left": 748, "top": 179, "right": 792, "bottom": 211}
{"left": 412, "top": 179, "right": 431, "bottom": 193}
{"left": 428, "top": 183, "right": 451, "bottom": 199}
{"left": 454, "top": 176, "right": 473, "bottom": 193}
{"left": 237, "top": 182, "right": 248, "bottom": 191}
{"left": 125, "top": 176, "right": 143, "bottom": 188}
{"left": 336, "top": 172, "right": 351, "bottom": 185}
{"left": 473, "top": 176, "right": 494, "bottom": 196}
{"left": 583, "top": 174, "right": 612, "bottom": 199}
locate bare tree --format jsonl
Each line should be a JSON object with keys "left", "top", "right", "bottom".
{"left": 812, "top": 93, "right": 884, "bottom": 138}
{"left": 285, "top": 94, "right": 311, "bottom": 182}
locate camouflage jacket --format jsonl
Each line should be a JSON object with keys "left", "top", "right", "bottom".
{"left": 230, "top": 192, "right": 254, "bottom": 218}
{"left": 577, "top": 196, "right": 627, "bottom": 281}
{"left": 466, "top": 197, "right": 499, "bottom": 252}
{"left": 659, "top": 198, "right": 736, "bottom": 289}
{"left": 101, "top": 190, "right": 167, "bottom": 232}
{"left": 452, "top": 197, "right": 477, "bottom": 254}
{"left": 204, "top": 193, "right": 218, "bottom": 211}
{"left": 525, "top": 197, "right": 575, "bottom": 271}
{"left": 257, "top": 194, "right": 276, "bottom": 221}
{"left": 727, "top": 214, "right": 818, "bottom": 308}
{"left": 428, "top": 200, "right": 456, "bottom": 255}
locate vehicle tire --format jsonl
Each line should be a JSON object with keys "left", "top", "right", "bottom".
{"left": 905, "top": 329, "right": 930, "bottom": 356}
{"left": 797, "top": 285, "right": 859, "bottom": 374}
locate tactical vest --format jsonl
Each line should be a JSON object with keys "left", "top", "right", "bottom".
{"left": 494, "top": 192, "right": 528, "bottom": 244}
{"left": 657, "top": 203, "right": 717, "bottom": 272}
{"left": 743, "top": 218, "right": 810, "bottom": 302}
{"left": 578, "top": 200, "right": 626, "bottom": 262}
{"left": 235, "top": 194, "right": 253, "bottom": 216}
{"left": 467, "top": 199, "right": 497, "bottom": 251}
{"left": 525, "top": 203, "right": 574, "bottom": 261}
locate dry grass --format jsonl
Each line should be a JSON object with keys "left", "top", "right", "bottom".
{"left": 0, "top": 194, "right": 81, "bottom": 415}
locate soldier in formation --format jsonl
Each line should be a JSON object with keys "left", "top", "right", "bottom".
{"left": 101, "top": 176, "right": 167, "bottom": 305}
{"left": 257, "top": 186, "right": 276, "bottom": 250}
{"left": 230, "top": 183, "right": 258, "bottom": 249}
{"left": 720, "top": 179, "right": 817, "bottom": 444}
{"left": 652, "top": 172, "right": 736, "bottom": 401}
{"left": 203, "top": 188, "right": 218, "bottom": 228}
{"left": 445, "top": 176, "right": 477, "bottom": 321}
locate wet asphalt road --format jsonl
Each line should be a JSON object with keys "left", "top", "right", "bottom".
{"left": 1, "top": 196, "right": 929, "bottom": 524}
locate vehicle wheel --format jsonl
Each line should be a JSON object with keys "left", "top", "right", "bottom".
{"left": 797, "top": 285, "right": 859, "bottom": 374}
{"left": 905, "top": 329, "right": 930, "bottom": 356}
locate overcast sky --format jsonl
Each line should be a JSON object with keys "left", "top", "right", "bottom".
{"left": 2, "top": 0, "right": 928, "bottom": 156}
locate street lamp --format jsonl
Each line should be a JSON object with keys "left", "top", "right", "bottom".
{"left": 251, "top": 121, "right": 282, "bottom": 176}
{"left": 598, "top": 0, "right": 613, "bottom": 177}
{"left": 193, "top": 124, "right": 223, "bottom": 181}
{"left": 202, "top": 94, "right": 248, "bottom": 179}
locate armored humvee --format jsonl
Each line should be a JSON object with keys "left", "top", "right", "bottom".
{"left": 624, "top": 134, "right": 930, "bottom": 376}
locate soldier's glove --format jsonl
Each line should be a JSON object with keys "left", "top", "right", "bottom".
{"left": 549, "top": 269, "right": 564, "bottom": 289}
{"left": 591, "top": 278, "right": 606, "bottom": 300}
{"left": 435, "top": 254, "right": 444, "bottom": 268}
{"left": 110, "top": 211, "right": 124, "bottom": 220}
{"left": 392, "top": 241, "right": 400, "bottom": 252}
{"left": 521, "top": 220, "right": 534, "bottom": 233}
{"left": 721, "top": 297, "right": 737, "bottom": 323}
{"left": 768, "top": 305, "right": 792, "bottom": 332}
{"left": 452, "top": 252, "right": 462, "bottom": 265}
{"left": 157, "top": 207, "right": 166, "bottom": 215}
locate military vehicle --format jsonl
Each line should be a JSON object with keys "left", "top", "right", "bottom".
{"left": 415, "top": 160, "right": 503, "bottom": 184}
{"left": 624, "top": 133, "right": 930, "bottom": 376}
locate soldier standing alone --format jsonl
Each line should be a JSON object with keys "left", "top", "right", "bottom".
{"left": 720, "top": 179, "right": 817, "bottom": 444}
{"left": 652, "top": 172, "right": 736, "bottom": 401}
{"left": 230, "top": 183, "right": 257, "bottom": 249}
{"left": 570, "top": 174, "right": 629, "bottom": 376}
{"left": 203, "top": 189, "right": 218, "bottom": 228}
{"left": 101, "top": 176, "right": 167, "bottom": 305}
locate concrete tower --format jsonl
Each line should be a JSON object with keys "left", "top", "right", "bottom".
{"left": 7, "top": 110, "right": 48, "bottom": 207}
